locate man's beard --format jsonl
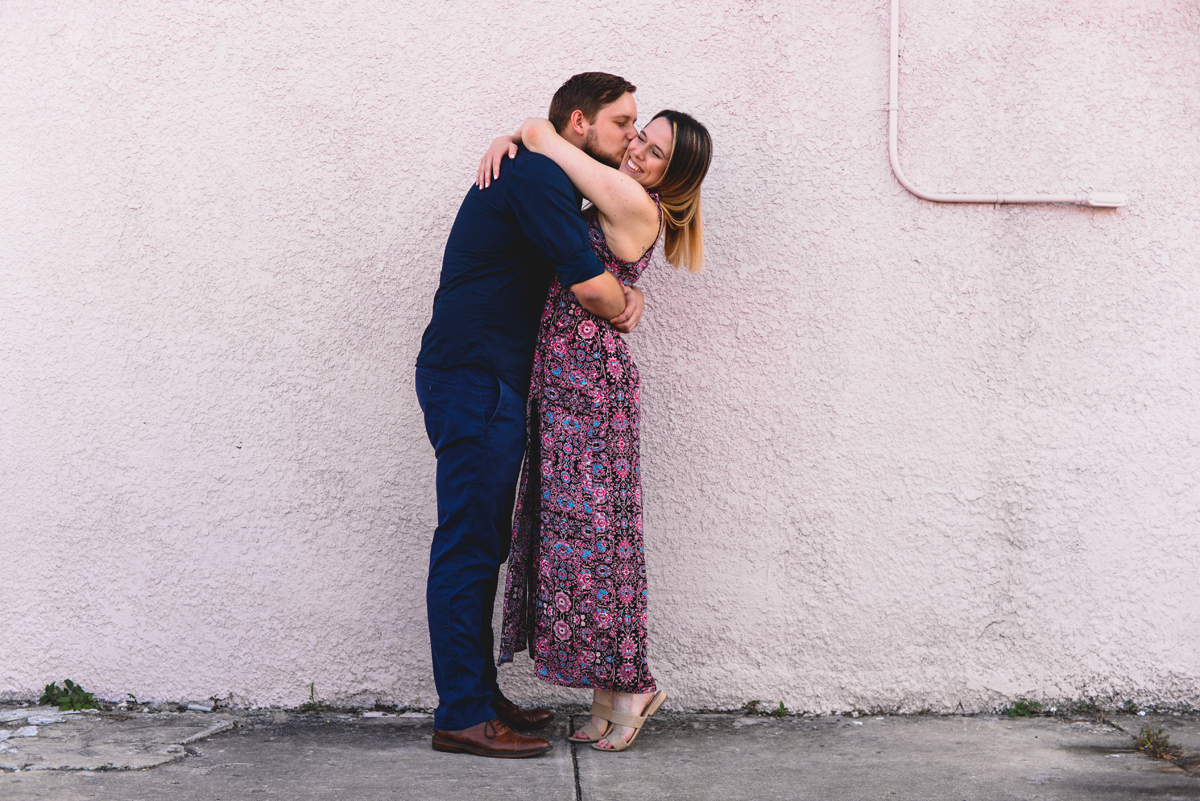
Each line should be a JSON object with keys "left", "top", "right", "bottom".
{"left": 582, "top": 127, "right": 624, "bottom": 169}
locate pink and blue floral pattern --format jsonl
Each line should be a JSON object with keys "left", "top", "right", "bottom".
{"left": 499, "top": 197, "right": 660, "bottom": 693}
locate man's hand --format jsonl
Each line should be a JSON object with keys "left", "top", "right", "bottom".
{"left": 610, "top": 285, "right": 644, "bottom": 334}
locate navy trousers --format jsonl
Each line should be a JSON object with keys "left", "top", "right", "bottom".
{"left": 415, "top": 364, "right": 526, "bottom": 731}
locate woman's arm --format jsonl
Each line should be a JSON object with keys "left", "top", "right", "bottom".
{"left": 519, "top": 118, "right": 660, "bottom": 256}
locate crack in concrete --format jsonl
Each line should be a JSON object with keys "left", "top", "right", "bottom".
{"left": 569, "top": 714, "right": 583, "bottom": 801}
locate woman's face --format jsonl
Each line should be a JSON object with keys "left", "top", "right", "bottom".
{"left": 618, "top": 117, "right": 674, "bottom": 188}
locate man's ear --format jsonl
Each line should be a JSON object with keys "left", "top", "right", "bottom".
{"left": 569, "top": 109, "right": 588, "bottom": 136}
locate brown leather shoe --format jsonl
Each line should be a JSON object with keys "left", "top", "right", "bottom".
{"left": 432, "top": 718, "right": 552, "bottom": 758}
{"left": 492, "top": 696, "right": 554, "bottom": 731}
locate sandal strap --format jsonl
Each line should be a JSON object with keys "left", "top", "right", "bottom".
{"left": 588, "top": 701, "right": 613, "bottom": 719}
{"left": 577, "top": 719, "right": 609, "bottom": 739}
{"left": 608, "top": 709, "right": 647, "bottom": 729}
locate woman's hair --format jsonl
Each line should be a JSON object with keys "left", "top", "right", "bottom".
{"left": 548, "top": 72, "right": 637, "bottom": 134}
{"left": 650, "top": 110, "right": 712, "bottom": 273}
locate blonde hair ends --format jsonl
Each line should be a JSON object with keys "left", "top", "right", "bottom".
{"left": 651, "top": 111, "right": 712, "bottom": 274}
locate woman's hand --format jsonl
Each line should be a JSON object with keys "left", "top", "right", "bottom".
{"left": 476, "top": 135, "right": 519, "bottom": 190}
{"left": 476, "top": 119, "right": 556, "bottom": 188}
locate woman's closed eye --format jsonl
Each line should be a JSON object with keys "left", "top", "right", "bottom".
{"left": 639, "top": 132, "right": 663, "bottom": 160}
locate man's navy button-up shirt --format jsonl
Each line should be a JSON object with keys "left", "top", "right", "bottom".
{"left": 417, "top": 147, "right": 605, "bottom": 395}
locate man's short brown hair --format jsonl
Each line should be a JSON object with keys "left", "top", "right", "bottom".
{"left": 548, "top": 72, "right": 637, "bottom": 134}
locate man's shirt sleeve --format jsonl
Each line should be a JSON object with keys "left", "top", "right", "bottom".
{"left": 505, "top": 155, "right": 605, "bottom": 289}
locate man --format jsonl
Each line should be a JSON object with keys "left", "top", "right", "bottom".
{"left": 415, "top": 72, "right": 644, "bottom": 758}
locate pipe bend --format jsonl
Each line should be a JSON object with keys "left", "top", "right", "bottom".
{"left": 887, "top": 0, "right": 1124, "bottom": 208}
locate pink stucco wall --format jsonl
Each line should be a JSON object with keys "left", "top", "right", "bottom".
{"left": 2, "top": 1, "right": 1198, "bottom": 712}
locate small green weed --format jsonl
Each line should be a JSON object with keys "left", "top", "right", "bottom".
{"left": 1134, "top": 726, "right": 1179, "bottom": 760}
{"left": 1122, "top": 699, "right": 1140, "bottom": 714}
{"left": 742, "top": 699, "right": 789, "bottom": 718}
{"left": 39, "top": 680, "right": 99, "bottom": 711}
{"left": 1006, "top": 698, "right": 1043, "bottom": 718}
{"left": 299, "top": 683, "right": 331, "bottom": 713}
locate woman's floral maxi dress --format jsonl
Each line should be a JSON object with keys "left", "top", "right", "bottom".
{"left": 498, "top": 197, "right": 660, "bottom": 694}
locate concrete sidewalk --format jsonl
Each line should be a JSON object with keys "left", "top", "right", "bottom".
{"left": 2, "top": 704, "right": 1197, "bottom": 800}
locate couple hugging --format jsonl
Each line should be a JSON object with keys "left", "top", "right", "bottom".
{"left": 415, "top": 72, "right": 711, "bottom": 758}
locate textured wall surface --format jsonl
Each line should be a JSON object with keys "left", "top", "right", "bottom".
{"left": 2, "top": 0, "right": 1198, "bottom": 713}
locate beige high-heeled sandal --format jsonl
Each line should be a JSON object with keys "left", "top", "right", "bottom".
{"left": 568, "top": 700, "right": 614, "bottom": 743}
{"left": 591, "top": 691, "right": 667, "bottom": 753}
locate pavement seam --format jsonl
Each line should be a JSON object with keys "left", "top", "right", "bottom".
{"left": 179, "top": 720, "right": 235, "bottom": 745}
{"left": 569, "top": 714, "right": 582, "bottom": 801}
{"left": 1103, "top": 715, "right": 1127, "bottom": 734}
{"left": 1106, "top": 714, "right": 1200, "bottom": 777}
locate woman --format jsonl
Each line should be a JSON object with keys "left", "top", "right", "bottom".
{"left": 479, "top": 110, "right": 711, "bottom": 751}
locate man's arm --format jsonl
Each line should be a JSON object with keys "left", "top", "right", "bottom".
{"left": 571, "top": 272, "right": 626, "bottom": 319}
{"left": 505, "top": 152, "right": 625, "bottom": 319}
